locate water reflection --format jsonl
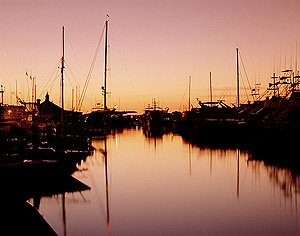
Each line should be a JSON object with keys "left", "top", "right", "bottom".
{"left": 143, "top": 127, "right": 164, "bottom": 138}
{"left": 183, "top": 133, "right": 300, "bottom": 201}
{"left": 237, "top": 149, "right": 240, "bottom": 199}
{"left": 103, "top": 135, "right": 111, "bottom": 232}
{"left": 37, "top": 129, "right": 300, "bottom": 236}
{"left": 247, "top": 145, "right": 300, "bottom": 210}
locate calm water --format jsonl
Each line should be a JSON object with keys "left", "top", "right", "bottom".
{"left": 31, "top": 128, "right": 300, "bottom": 236}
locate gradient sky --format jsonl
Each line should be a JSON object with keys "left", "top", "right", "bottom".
{"left": 1, "top": 0, "right": 300, "bottom": 113}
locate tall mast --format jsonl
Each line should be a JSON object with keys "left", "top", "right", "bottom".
{"left": 31, "top": 76, "right": 35, "bottom": 104}
{"left": 188, "top": 76, "right": 191, "bottom": 111}
{"left": 236, "top": 48, "right": 240, "bottom": 108}
{"left": 34, "top": 83, "right": 36, "bottom": 105}
{"left": 15, "top": 80, "right": 18, "bottom": 105}
{"left": 103, "top": 20, "right": 108, "bottom": 110}
{"left": 61, "top": 26, "right": 65, "bottom": 125}
{"left": 209, "top": 72, "right": 213, "bottom": 107}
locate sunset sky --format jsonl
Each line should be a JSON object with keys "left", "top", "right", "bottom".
{"left": 1, "top": 0, "right": 300, "bottom": 113}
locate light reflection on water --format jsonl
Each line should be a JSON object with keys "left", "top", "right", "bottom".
{"left": 33, "top": 128, "right": 300, "bottom": 236}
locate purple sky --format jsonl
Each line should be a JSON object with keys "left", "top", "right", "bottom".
{"left": 1, "top": 0, "right": 300, "bottom": 113}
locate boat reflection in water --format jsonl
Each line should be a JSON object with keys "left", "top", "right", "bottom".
{"left": 37, "top": 129, "right": 300, "bottom": 236}
{"left": 141, "top": 100, "right": 172, "bottom": 137}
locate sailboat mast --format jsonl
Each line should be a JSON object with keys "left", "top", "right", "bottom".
{"left": 16, "top": 80, "right": 18, "bottom": 105}
{"left": 32, "top": 76, "right": 35, "bottom": 104}
{"left": 34, "top": 84, "right": 36, "bottom": 105}
{"left": 103, "top": 20, "right": 108, "bottom": 110}
{"left": 236, "top": 48, "right": 240, "bottom": 108}
{"left": 209, "top": 72, "right": 212, "bottom": 107}
{"left": 188, "top": 76, "right": 191, "bottom": 111}
{"left": 61, "top": 26, "right": 65, "bottom": 125}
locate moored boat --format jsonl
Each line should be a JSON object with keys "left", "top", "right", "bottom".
{"left": 141, "top": 100, "right": 171, "bottom": 135}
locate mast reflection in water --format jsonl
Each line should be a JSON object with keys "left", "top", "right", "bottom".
{"left": 36, "top": 128, "right": 300, "bottom": 236}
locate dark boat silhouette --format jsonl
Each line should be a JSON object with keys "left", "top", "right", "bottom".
{"left": 141, "top": 100, "right": 171, "bottom": 136}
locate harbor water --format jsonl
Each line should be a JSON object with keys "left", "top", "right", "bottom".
{"left": 30, "top": 128, "right": 300, "bottom": 236}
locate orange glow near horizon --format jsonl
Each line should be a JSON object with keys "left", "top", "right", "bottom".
{"left": 1, "top": 0, "right": 300, "bottom": 114}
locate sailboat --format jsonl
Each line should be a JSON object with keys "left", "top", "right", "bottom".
{"left": 25, "top": 26, "right": 92, "bottom": 162}
{"left": 85, "top": 18, "right": 136, "bottom": 136}
{"left": 85, "top": 20, "right": 111, "bottom": 136}
{"left": 35, "top": 26, "right": 85, "bottom": 136}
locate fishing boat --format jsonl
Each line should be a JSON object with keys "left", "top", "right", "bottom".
{"left": 141, "top": 100, "right": 171, "bottom": 136}
{"left": 178, "top": 99, "right": 238, "bottom": 141}
{"left": 234, "top": 67, "right": 300, "bottom": 146}
{"left": 175, "top": 71, "right": 239, "bottom": 142}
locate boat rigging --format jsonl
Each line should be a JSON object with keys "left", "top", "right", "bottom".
{"left": 77, "top": 20, "right": 107, "bottom": 111}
